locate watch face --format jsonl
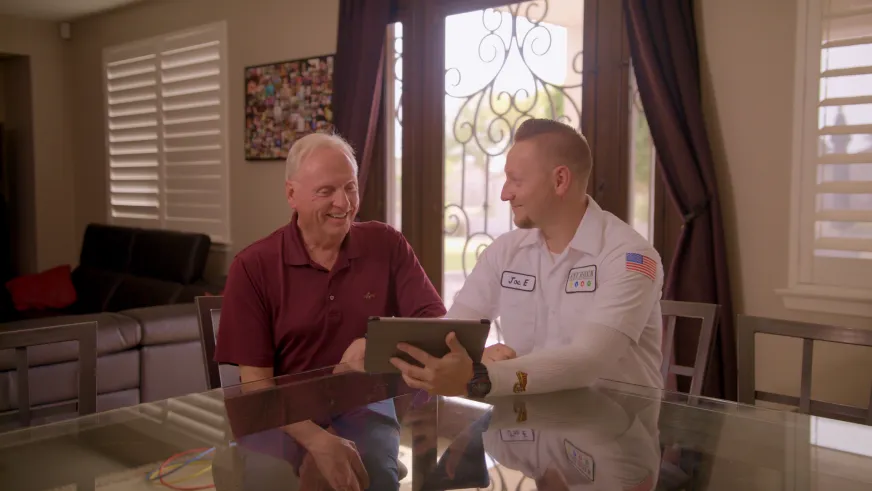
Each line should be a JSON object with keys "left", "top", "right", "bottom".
{"left": 468, "top": 381, "right": 491, "bottom": 398}
{"left": 468, "top": 363, "right": 491, "bottom": 398}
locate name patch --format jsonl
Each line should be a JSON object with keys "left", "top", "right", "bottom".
{"left": 565, "top": 265, "right": 596, "bottom": 293}
{"left": 501, "top": 271, "right": 536, "bottom": 292}
{"left": 500, "top": 429, "right": 535, "bottom": 442}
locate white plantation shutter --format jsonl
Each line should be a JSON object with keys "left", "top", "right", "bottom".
{"left": 784, "top": 0, "right": 872, "bottom": 315}
{"left": 105, "top": 43, "right": 160, "bottom": 223}
{"left": 103, "top": 22, "right": 230, "bottom": 244}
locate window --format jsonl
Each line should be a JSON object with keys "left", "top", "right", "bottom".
{"left": 781, "top": 0, "right": 872, "bottom": 316}
{"left": 102, "top": 22, "right": 231, "bottom": 244}
{"left": 385, "top": 21, "right": 403, "bottom": 232}
{"left": 629, "top": 61, "right": 657, "bottom": 243}
{"left": 386, "top": 0, "right": 649, "bottom": 299}
{"left": 811, "top": 416, "right": 872, "bottom": 458}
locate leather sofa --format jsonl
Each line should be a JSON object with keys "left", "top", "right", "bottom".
{"left": 0, "top": 223, "right": 223, "bottom": 428}
{"left": 0, "top": 223, "right": 215, "bottom": 323}
{"left": 0, "top": 302, "right": 210, "bottom": 427}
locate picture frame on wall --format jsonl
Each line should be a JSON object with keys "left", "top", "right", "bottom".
{"left": 244, "top": 54, "right": 335, "bottom": 161}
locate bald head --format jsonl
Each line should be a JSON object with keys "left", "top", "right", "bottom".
{"left": 514, "top": 118, "right": 592, "bottom": 186}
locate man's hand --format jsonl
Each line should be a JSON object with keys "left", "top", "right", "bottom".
{"left": 340, "top": 338, "right": 366, "bottom": 362}
{"left": 390, "top": 332, "right": 473, "bottom": 396}
{"left": 334, "top": 337, "right": 366, "bottom": 373}
{"left": 298, "top": 452, "right": 332, "bottom": 491}
{"left": 483, "top": 343, "right": 516, "bottom": 364}
{"left": 303, "top": 431, "right": 370, "bottom": 491}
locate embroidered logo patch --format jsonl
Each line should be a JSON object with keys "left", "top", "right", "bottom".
{"left": 513, "top": 401, "right": 527, "bottom": 423}
{"left": 626, "top": 253, "right": 656, "bottom": 281}
{"left": 500, "top": 429, "right": 535, "bottom": 442}
{"left": 501, "top": 271, "right": 536, "bottom": 292}
{"left": 513, "top": 371, "right": 528, "bottom": 393}
{"left": 564, "top": 439, "right": 595, "bottom": 482}
{"left": 565, "top": 265, "right": 596, "bottom": 293}
{"left": 364, "top": 292, "right": 375, "bottom": 300}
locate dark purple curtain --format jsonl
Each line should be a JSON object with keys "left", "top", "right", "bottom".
{"left": 624, "top": 0, "right": 737, "bottom": 400}
{"left": 332, "top": 0, "right": 395, "bottom": 201}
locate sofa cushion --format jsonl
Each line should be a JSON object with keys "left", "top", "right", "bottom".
{"left": 105, "top": 276, "right": 183, "bottom": 312}
{"left": 79, "top": 223, "right": 135, "bottom": 273}
{"left": 71, "top": 266, "right": 123, "bottom": 313}
{"left": 0, "top": 305, "right": 76, "bottom": 323}
{"left": 176, "top": 284, "right": 216, "bottom": 304}
{"left": 0, "top": 312, "right": 141, "bottom": 371}
{"left": 0, "top": 350, "right": 140, "bottom": 412}
{"left": 129, "top": 228, "right": 210, "bottom": 284}
{"left": 141, "top": 341, "right": 207, "bottom": 403}
{"left": 122, "top": 303, "right": 200, "bottom": 346}
{"left": 0, "top": 388, "right": 140, "bottom": 432}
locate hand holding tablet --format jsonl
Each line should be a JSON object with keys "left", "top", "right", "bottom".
{"left": 363, "top": 317, "right": 490, "bottom": 374}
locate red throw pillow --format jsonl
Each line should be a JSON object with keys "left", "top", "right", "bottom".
{"left": 5, "top": 265, "right": 78, "bottom": 311}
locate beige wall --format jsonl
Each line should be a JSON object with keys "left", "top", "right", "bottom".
{"left": 1, "top": 56, "right": 38, "bottom": 276}
{"left": 68, "top": 0, "right": 339, "bottom": 270}
{"left": 0, "top": 15, "right": 75, "bottom": 274}
{"left": 697, "top": 0, "right": 872, "bottom": 408}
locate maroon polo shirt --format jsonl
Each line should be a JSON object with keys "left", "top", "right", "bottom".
{"left": 214, "top": 216, "right": 446, "bottom": 376}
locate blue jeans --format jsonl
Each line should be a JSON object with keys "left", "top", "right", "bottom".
{"left": 234, "top": 400, "right": 400, "bottom": 491}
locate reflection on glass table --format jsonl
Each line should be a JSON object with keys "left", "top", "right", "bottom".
{"left": 0, "top": 364, "right": 871, "bottom": 491}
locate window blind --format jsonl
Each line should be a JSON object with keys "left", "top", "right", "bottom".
{"left": 104, "top": 22, "right": 230, "bottom": 244}
{"left": 815, "top": 0, "right": 872, "bottom": 261}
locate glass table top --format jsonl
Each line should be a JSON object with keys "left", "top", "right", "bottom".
{"left": 0, "top": 364, "right": 870, "bottom": 491}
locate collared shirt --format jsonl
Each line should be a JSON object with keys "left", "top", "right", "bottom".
{"left": 449, "top": 197, "right": 664, "bottom": 390}
{"left": 483, "top": 391, "right": 660, "bottom": 490}
{"left": 214, "top": 215, "right": 446, "bottom": 376}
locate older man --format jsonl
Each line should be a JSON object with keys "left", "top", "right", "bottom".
{"left": 390, "top": 118, "right": 665, "bottom": 399}
{"left": 215, "top": 132, "right": 445, "bottom": 491}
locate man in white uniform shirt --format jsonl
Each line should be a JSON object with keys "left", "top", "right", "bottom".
{"left": 390, "top": 118, "right": 664, "bottom": 398}
{"left": 481, "top": 390, "right": 661, "bottom": 490}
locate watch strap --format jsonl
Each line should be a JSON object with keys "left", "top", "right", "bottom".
{"left": 467, "top": 362, "right": 492, "bottom": 398}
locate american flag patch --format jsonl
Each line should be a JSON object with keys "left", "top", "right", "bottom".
{"left": 626, "top": 253, "right": 656, "bottom": 281}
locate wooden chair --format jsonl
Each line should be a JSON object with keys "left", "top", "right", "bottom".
{"left": 195, "top": 295, "right": 240, "bottom": 389}
{"left": 737, "top": 315, "right": 872, "bottom": 425}
{"left": 0, "top": 322, "right": 98, "bottom": 428}
{"left": 660, "top": 300, "right": 720, "bottom": 396}
{"left": 658, "top": 301, "right": 720, "bottom": 489}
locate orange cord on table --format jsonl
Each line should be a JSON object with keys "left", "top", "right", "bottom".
{"left": 155, "top": 447, "right": 216, "bottom": 490}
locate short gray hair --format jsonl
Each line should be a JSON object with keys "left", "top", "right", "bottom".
{"left": 285, "top": 132, "right": 357, "bottom": 181}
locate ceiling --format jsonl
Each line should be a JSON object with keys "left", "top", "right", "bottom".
{"left": 0, "top": 0, "right": 143, "bottom": 22}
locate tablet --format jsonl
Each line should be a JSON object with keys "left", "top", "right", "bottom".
{"left": 364, "top": 317, "right": 491, "bottom": 374}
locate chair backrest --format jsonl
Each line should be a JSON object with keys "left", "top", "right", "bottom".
{"left": 0, "top": 322, "right": 98, "bottom": 428}
{"left": 195, "top": 295, "right": 240, "bottom": 389}
{"left": 737, "top": 315, "right": 872, "bottom": 425}
{"left": 660, "top": 300, "right": 720, "bottom": 396}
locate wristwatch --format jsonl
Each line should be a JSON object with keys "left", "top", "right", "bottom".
{"left": 466, "top": 362, "right": 492, "bottom": 399}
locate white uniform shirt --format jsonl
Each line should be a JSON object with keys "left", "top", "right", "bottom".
{"left": 449, "top": 197, "right": 664, "bottom": 393}
{"left": 482, "top": 392, "right": 661, "bottom": 490}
